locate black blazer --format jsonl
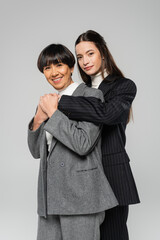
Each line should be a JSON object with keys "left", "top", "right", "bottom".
{"left": 58, "top": 75, "right": 140, "bottom": 205}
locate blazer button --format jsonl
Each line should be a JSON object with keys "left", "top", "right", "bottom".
{"left": 60, "top": 162, "right": 65, "bottom": 167}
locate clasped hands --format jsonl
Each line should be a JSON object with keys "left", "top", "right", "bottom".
{"left": 35, "top": 93, "right": 60, "bottom": 124}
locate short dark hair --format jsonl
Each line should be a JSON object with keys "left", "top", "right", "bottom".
{"left": 37, "top": 44, "right": 75, "bottom": 73}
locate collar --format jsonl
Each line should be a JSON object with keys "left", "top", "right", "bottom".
{"left": 91, "top": 69, "right": 108, "bottom": 89}
{"left": 58, "top": 82, "right": 80, "bottom": 96}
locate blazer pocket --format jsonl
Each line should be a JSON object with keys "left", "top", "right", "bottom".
{"left": 76, "top": 166, "right": 98, "bottom": 173}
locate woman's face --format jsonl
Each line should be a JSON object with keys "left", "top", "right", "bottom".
{"left": 76, "top": 41, "right": 102, "bottom": 76}
{"left": 43, "top": 63, "right": 73, "bottom": 91}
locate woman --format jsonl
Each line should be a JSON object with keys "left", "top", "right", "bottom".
{"left": 27, "top": 43, "right": 118, "bottom": 240}
{"left": 58, "top": 30, "right": 140, "bottom": 240}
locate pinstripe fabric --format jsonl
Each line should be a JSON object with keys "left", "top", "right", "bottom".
{"left": 100, "top": 206, "right": 129, "bottom": 240}
{"left": 59, "top": 76, "right": 136, "bottom": 125}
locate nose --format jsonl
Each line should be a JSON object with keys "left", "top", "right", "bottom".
{"left": 51, "top": 66, "right": 58, "bottom": 76}
{"left": 83, "top": 56, "right": 89, "bottom": 66}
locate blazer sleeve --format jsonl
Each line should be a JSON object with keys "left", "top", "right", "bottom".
{"left": 43, "top": 89, "right": 103, "bottom": 156}
{"left": 58, "top": 78, "right": 137, "bottom": 125}
{"left": 27, "top": 118, "right": 45, "bottom": 159}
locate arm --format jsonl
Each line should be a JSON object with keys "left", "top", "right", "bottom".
{"left": 27, "top": 119, "right": 45, "bottom": 159}
{"left": 27, "top": 104, "right": 48, "bottom": 159}
{"left": 43, "top": 89, "right": 104, "bottom": 156}
{"left": 32, "top": 104, "right": 48, "bottom": 130}
{"left": 58, "top": 78, "right": 137, "bottom": 125}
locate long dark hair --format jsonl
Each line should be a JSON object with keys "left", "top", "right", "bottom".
{"left": 75, "top": 30, "right": 124, "bottom": 85}
{"left": 75, "top": 30, "right": 133, "bottom": 122}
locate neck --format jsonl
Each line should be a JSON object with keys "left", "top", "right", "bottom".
{"left": 58, "top": 81, "right": 74, "bottom": 93}
{"left": 91, "top": 69, "right": 108, "bottom": 88}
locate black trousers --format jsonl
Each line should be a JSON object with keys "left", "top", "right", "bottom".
{"left": 100, "top": 206, "right": 129, "bottom": 240}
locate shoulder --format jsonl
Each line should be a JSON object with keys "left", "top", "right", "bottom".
{"left": 117, "top": 77, "right": 136, "bottom": 90}
{"left": 83, "top": 83, "right": 104, "bottom": 101}
{"left": 111, "top": 77, "right": 137, "bottom": 95}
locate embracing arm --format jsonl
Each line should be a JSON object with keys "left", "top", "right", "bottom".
{"left": 43, "top": 89, "right": 104, "bottom": 156}
{"left": 58, "top": 78, "right": 137, "bottom": 125}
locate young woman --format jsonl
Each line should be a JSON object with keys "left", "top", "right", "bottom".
{"left": 58, "top": 30, "right": 140, "bottom": 240}
{"left": 27, "top": 43, "right": 118, "bottom": 240}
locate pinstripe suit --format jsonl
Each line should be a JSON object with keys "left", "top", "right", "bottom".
{"left": 58, "top": 75, "right": 140, "bottom": 240}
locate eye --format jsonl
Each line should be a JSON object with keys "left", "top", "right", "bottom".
{"left": 44, "top": 66, "right": 50, "bottom": 70}
{"left": 77, "top": 56, "right": 82, "bottom": 61}
{"left": 56, "top": 63, "right": 63, "bottom": 67}
{"left": 88, "top": 52, "right": 94, "bottom": 56}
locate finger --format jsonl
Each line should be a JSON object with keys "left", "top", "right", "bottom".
{"left": 52, "top": 93, "right": 58, "bottom": 97}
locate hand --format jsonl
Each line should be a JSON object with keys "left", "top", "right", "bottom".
{"left": 39, "top": 93, "right": 59, "bottom": 118}
{"left": 32, "top": 104, "right": 48, "bottom": 131}
{"left": 35, "top": 104, "right": 48, "bottom": 122}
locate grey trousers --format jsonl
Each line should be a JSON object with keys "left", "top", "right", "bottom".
{"left": 37, "top": 212, "right": 105, "bottom": 240}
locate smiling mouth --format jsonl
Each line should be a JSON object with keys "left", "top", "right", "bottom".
{"left": 52, "top": 77, "right": 63, "bottom": 83}
{"left": 84, "top": 66, "right": 93, "bottom": 71}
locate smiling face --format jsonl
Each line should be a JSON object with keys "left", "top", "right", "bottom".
{"left": 76, "top": 41, "right": 102, "bottom": 76}
{"left": 43, "top": 63, "right": 74, "bottom": 91}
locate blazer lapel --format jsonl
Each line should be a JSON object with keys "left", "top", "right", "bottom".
{"left": 40, "top": 130, "right": 57, "bottom": 159}
{"left": 47, "top": 136, "right": 57, "bottom": 159}
{"left": 99, "top": 74, "right": 117, "bottom": 95}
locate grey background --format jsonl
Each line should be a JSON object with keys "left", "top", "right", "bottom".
{"left": 0, "top": 0, "right": 159, "bottom": 239}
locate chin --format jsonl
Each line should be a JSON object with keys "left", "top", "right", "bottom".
{"left": 86, "top": 69, "right": 97, "bottom": 76}
{"left": 88, "top": 71, "right": 97, "bottom": 76}
{"left": 54, "top": 87, "right": 61, "bottom": 91}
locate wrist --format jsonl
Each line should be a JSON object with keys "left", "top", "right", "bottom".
{"left": 34, "top": 114, "right": 44, "bottom": 124}
{"left": 32, "top": 115, "right": 44, "bottom": 131}
{"left": 48, "top": 109, "right": 57, "bottom": 118}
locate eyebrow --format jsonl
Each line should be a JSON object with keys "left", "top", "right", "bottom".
{"left": 77, "top": 49, "right": 94, "bottom": 56}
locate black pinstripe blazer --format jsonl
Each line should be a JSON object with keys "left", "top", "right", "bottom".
{"left": 58, "top": 75, "right": 140, "bottom": 205}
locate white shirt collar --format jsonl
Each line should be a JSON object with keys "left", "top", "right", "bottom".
{"left": 58, "top": 82, "right": 80, "bottom": 96}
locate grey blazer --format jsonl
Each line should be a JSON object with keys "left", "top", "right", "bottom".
{"left": 28, "top": 83, "right": 118, "bottom": 218}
